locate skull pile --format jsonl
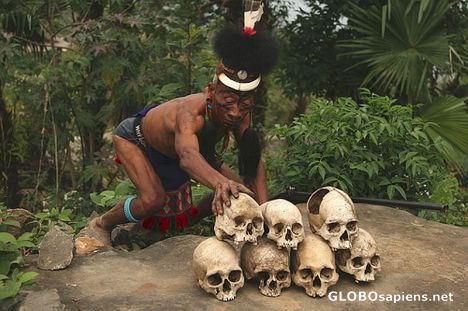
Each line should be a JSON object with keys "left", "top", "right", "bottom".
{"left": 193, "top": 188, "right": 382, "bottom": 301}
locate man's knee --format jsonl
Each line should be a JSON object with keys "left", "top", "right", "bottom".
{"left": 139, "top": 192, "right": 166, "bottom": 215}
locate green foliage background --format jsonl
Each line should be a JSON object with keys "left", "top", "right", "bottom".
{"left": 0, "top": 0, "right": 467, "bottom": 298}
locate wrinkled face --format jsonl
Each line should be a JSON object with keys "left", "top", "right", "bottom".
{"left": 210, "top": 82, "right": 255, "bottom": 129}
{"left": 214, "top": 193, "right": 264, "bottom": 245}
{"left": 261, "top": 199, "right": 304, "bottom": 250}
{"left": 192, "top": 237, "right": 245, "bottom": 301}
{"left": 336, "top": 228, "right": 381, "bottom": 283}
{"left": 307, "top": 187, "right": 358, "bottom": 250}
{"left": 241, "top": 237, "right": 291, "bottom": 297}
{"left": 292, "top": 235, "right": 339, "bottom": 298}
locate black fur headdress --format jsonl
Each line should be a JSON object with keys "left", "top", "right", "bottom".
{"left": 212, "top": 1, "right": 279, "bottom": 92}
{"left": 213, "top": 27, "right": 279, "bottom": 77}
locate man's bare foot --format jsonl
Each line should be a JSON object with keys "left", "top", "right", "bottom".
{"left": 88, "top": 217, "right": 113, "bottom": 247}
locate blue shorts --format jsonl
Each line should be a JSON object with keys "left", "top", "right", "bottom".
{"left": 113, "top": 104, "right": 190, "bottom": 191}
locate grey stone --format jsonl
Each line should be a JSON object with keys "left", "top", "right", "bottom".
{"left": 38, "top": 226, "right": 74, "bottom": 270}
{"left": 52, "top": 220, "right": 75, "bottom": 235}
{"left": 18, "top": 289, "right": 65, "bottom": 311}
{"left": 33, "top": 204, "right": 467, "bottom": 310}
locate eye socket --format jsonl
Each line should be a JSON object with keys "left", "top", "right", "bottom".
{"left": 346, "top": 221, "right": 358, "bottom": 232}
{"left": 258, "top": 271, "right": 270, "bottom": 281}
{"left": 292, "top": 223, "right": 303, "bottom": 234}
{"left": 252, "top": 217, "right": 263, "bottom": 229}
{"left": 371, "top": 255, "right": 380, "bottom": 267}
{"left": 229, "top": 270, "right": 242, "bottom": 282}
{"left": 299, "top": 268, "right": 313, "bottom": 280}
{"left": 352, "top": 256, "right": 364, "bottom": 268}
{"left": 327, "top": 222, "right": 341, "bottom": 233}
{"left": 277, "top": 271, "right": 289, "bottom": 281}
{"left": 234, "top": 216, "right": 245, "bottom": 227}
{"left": 320, "top": 268, "right": 334, "bottom": 280}
{"left": 273, "top": 223, "right": 284, "bottom": 234}
{"left": 207, "top": 273, "right": 222, "bottom": 286}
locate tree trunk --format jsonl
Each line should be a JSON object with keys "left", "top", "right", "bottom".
{"left": 288, "top": 93, "right": 308, "bottom": 122}
{"left": 0, "top": 88, "right": 19, "bottom": 208}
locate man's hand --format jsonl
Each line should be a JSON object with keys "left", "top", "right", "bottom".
{"left": 212, "top": 180, "right": 254, "bottom": 216}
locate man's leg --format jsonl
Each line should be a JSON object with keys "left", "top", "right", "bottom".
{"left": 89, "top": 135, "right": 166, "bottom": 245}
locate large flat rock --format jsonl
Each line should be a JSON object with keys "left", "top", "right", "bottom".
{"left": 15, "top": 204, "right": 468, "bottom": 310}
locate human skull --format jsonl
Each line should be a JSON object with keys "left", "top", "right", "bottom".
{"left": 307, "top": 187, "right": 358, "bottom": 250}
{"left": 192, "top": 237, "right": 245, "bottom": 301}
{"left": 291, "top": 234, "right": 339, "bottom": 297}
{"left": 261, "top": 199, "right": 304, "bottom": 250}
{"left": 214, "top": 193, "right": 264, "bottom": 245}
{"left": 335, "top": 228, "right": 381, "bottom": 283}
{"left": 240, "top": 237, "right": 291, "bottom": 297}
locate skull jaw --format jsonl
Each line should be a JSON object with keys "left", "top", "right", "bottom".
{"left": 259, "top": 286, "right": 281, "bottom": 297}
{"left": 215, "top": 289, "right": 237, "bottom": 302}
{"left": 305, "top": 287, "right": 327, "bottom": 298}
{"left": 293, "top": 273, "right": 338, "bottom": 298}
{"left": 298, "top": 282, "right": 329, "bottom": 298}
{"left": 339, "top": 263, "right": 380, "bottom": 283}
{"left": 337, "top": 253, "right": 381, "bottom": 283}
{"left": 267, "top": 233, "right": 302, "bottom": 250}
{"left": 354, "top": 268, "right": 380, "bottom": 283}
{"left": 200, "top": 284, "right": 237, "bottom": 302}
{"left": 202, "top": 283, "right": 243, "bottom": 302}
{"left": 317, "top": 226, "right": 354, "bottom": 250}
{"left": 328, "top": 239, "right": 352, "bottom": 250}
{"left": 259, "top": 280, "right": 288, "bottom": 298}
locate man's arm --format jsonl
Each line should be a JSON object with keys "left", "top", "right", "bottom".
{"left": 174, "top": 110, "right": 253, "bottom": 215}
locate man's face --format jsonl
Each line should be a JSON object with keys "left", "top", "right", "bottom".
{"left": 211, "top": 82, "right": 255, "bottom": 129}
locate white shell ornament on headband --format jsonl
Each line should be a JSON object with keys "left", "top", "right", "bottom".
{"left": 238, "top": 70, "right": 248, "bottom": 80}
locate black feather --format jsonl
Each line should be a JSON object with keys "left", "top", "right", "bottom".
{"left": 199, "top": 119, "right": 222, "bottom": 170}
{"left": 213, "top": 27, "right": 279, "bottom": 75}
{"left": 238, "top": 128, "right": 261, "bottom": 181}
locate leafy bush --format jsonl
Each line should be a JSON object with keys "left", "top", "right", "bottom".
{"left": 90, "top": 179, "right": 136, "bottom": 209}
{"left": 0, "top": 212, "right": 38, "bottom": 300}
{"left": 267, "top": 89, "right": 462, "bottom": 222}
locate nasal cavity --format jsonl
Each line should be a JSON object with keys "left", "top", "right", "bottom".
{"left": 340, "top": 230, "right": 348, "bottom": 241}
{"left": 247, "top": 223, "right": 253, "bottom": 235}
{"left": 365, "top": 263, "right": 372, "bottom": 275}
{"left": 285, "top": 229, "right": 292, "bottom": 241}
{"left": 313, "top": 276, "right": 321, "bottom": 288}
{"left": 269, "top": 280, "right": 278, "bottom": 290}
{"left": 223, "top": 279, "right": 231, "bottom": 292}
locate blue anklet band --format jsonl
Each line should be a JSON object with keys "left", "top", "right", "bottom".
{"left": 124, "top": 196, "right": 139, "bottom": 223}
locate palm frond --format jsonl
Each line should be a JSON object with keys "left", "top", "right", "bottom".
{"left": 419, "top": 95, "right": 468, "bottom": 169}
{"left": 340, "top": 0, "right": 450, "bottom": 102}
